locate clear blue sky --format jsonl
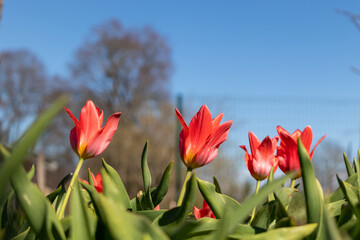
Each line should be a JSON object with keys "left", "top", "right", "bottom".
{"left": 1, "top": 0, "right": 360, "bottom": 99}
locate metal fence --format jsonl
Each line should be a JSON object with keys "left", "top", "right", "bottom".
{"left": 178, "top": 94, "right": 360, "bottom": 194}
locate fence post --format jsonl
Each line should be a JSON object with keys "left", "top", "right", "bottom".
{"left": 175, "top": 94, "right": 183, "bottom": 199}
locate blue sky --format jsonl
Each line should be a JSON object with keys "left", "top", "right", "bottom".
{"left": 1, "top": 0, "right": 360, "bottom": 99}
{"left": 2, "top": 1, "right": 360, "bottom": 186}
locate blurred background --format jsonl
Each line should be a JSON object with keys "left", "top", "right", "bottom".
{"left": 1, "top": 1, "right": 360, "bottom": 206}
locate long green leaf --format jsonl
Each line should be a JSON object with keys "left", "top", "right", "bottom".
{"left": 0, "top": 96, "right": 68, "bottom": 195}
{"left": 209, "top": 173, "right": 294, "bottom": 238}
{"left": 140, "top": 141, "right": 154, "bottom": 210}
{"left": 154, "top": 173, "right": 197, "bottom": 236}
{"left": 151, "top": 161, "right": 174, "bottom": 207}
{"left": 197, "top": 178, "right": 241, "bottom": 219}
{"left": 343, "top": 153, "right": 355, "bottom": 177}
{"left": 70, "top": 180, "right": 92, "bottom": 240}
{"left": 101, "top": 159, "right": 131, "bottom": 209}
{"left": 230, "top": 224, "right": 317, "bottom": 240}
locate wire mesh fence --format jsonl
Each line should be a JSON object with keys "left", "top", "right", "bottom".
{"left": 178, "top": 94, "right": 360, "bottom": 197}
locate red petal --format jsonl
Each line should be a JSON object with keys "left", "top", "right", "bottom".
{"left": 65, "top": 107, "right": 80, "bottom": 127}
{"left": 70, "top": 127, "right": 80, "bottom": 156}
{"left": 258, "top": 136, "right": 274, "bottom": 160}
{"left": 212, "top": 113, "right": 223, "bottom": 127}
{"left": 187, "top": 105, "right": 214, "bottom": 156}
{"left": 175, "top": 108, "right": 188, "bottom": 130}
{"left": 239, "top": 145, "right": 248, "bottom": 153}
{"left": 272, "top": 136, "right": 280, "bottom": 152}
{"left": 300, "top": 126, "right": 313, "bottom": 152}
{"left": 207, "top": 120, "right": 232, "bottom": 149}
{"left": 193, "top": 206, "right": 201, "bottom": 220}
{"left": 79, "top": 100, "right": 103, "bottom": 144}
{"left": 85, "top": 112, "right": 121, "bottom": 158}
{"left": 249, "top": 131, "right": 261, "bottom": 155}
{"left": 277, "top": 126, "right": 297, "bottom": 147}
{"left": 310, "top": 134, "right": 326, "bottom": 159}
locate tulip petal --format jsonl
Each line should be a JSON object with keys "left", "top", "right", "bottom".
{"left": 258, "top": 136, "right": 274, "bottom": 160}
{"left": 212, "top": 113, "right": 223, "bottom": 127}
{"left": 65, "top": 107, "right": 80, "bottom": 127}
{"left": 193, "top": 206, "right": 201, "bottom": 220}
{"left": 70, "top": 127, "right": 80, "bottom": 155}
{"left": 249, "top": 131, "right": 261, "bottom": 155}
{"left": 85, "top": 112, "right": 121, "bottom": 158}
{"left": 300, "top": 126, "right": 313, "bottom": 152}
{"left": 175, "top": 108, "right": 188, "bottom": 130}
{"left": 79, "top": 100, "right": 103, "bottom": 143}
{"left": 187, "top": 105, "right": 214, "bottom": 156}
{"left": 239, "top": 145, "right": 248, "bottom": 153}
{"left": 310, "top": 134, "right": 326, "bottom": 159}
{"left": 277, "top": 126, "right": 297, "bottom": 147}
{"left": 207, "top": 120, "right": 233, "bottom": 149}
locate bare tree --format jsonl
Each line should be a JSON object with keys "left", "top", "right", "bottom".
{"left": 0, "top": 50, "right": 47, "bottom": 144}
{"left": 70, "top": 20, "right": 174, "bottom": 199}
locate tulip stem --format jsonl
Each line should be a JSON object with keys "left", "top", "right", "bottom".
{"left": 57, "top": 157, "right": 84, "bottom": 219}
{"left": 290, "top": 178, "right": 296, "bottom": 188}
{"left": 249, "top": 180, "right": 261, "bottom": 224}
{"left": 177, "top": 168, "right": 192, "bottom": 206}
{"left": 285, "top": 179, "right": 296, "bottom": 211}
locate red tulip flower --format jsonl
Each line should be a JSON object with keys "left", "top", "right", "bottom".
{"left": 193, "top": 200, "right": 216, "bottom": 220}
{"left": 80, "top": 172, "right": 103, "bottom": 193}
{"left": 240, "top": 132, "right": 279, "bottom": 181}
{"left": 65, "top": 100, "right": 121, "bottom": 159}
{"left": 175, "top": 105, "right": 232, "bottom": 169}
{"left": 276, "top": 125, "right": 326, "bottom": 178}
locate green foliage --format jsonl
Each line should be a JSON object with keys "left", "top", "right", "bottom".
{"left": 4, "top": 98, "right": 360, "bottom": 239}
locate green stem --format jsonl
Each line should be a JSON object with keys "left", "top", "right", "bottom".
{"left": 249, "top": 180, "right": 261, "bottom": 224}
{"left": 177, "top": 168, "right": 192, "bottom": 206}
{"left": 285, "top": 178, "right": 296, "bottom": 211}
{"left": 57, "top": 157, "right": 84, "bottom": 219}
{"left": 290, "top": 178, "right": 296, "bottom": 188}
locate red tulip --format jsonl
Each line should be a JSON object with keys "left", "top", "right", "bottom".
{"left": 276, "top": 125, "right": 326, "bottom": 178}
{"left": 193, "top": 200, "right": 216, "bottom": 220}
{"left": 80, "top": 172, "right": 103, "bottom": 193}
{"left": 240, "top": 132, "right": 279, "bottom": 180}
{"left": 175, "top": 105, "right": 232, "bottom": 169}
{"left": 65, "top": 100, "right": 121, "bottom": 159}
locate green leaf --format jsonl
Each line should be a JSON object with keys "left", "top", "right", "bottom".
{"left": 327, "top": 199, "right": 346, "bottom": 217}
{"left": 209, "top": 173, "right": 294, "bottom": 238}
{"left": 101, "top": 159, "right": 131, "bottom": 209}
{"left": 54, "top": 173, "right": 73, "bottom": 215}
{"left": 229, "top": 224, "right": 317, "bottom": 240}
{"left": 197, "top": 178, "right": 241, "bottom": 219}
{"left": 46, "top": 186, "right": 62, "bottom": 203}
{"left": 337, "top": 175, "right": 360, "bottom": 220}
{"left": 70, "top": 180, "right": 92, "bottom": 240}
{"left": 87, "top": 168, "right": 95, "bottom": 187}
{"left": 10, "top": 165, "right": 66, "bottom": 239}
{"left": 0, "top": 96, "right": 68, "bottom": 195}
{"left": 134, "top": 209, "right": 167, "bottom": 222}
{"left": 267, "top": 167, "right": 275, "bottom": 202}
{"left": 251, "top": 201, "right": 276, "bottom": 229}
{"left": 337, "top": 203, "right": 353, "bottom": 227}
{"left": 11, "top": 227, "right": 30, "bottom": 240}
{"left": 327, "top": 174, "right": 358, "bottom": 203}
{"left": 298, "top": 138, "right": 323, "bottom": 238}
{"left": 82, "top": 182, "right": 168, "bottom": 240}
{"left": 213, "top": 176, "right": 222, "bottom": 194}
{"left": 343, "top": 153, "right": 355, "bottom": 177}
{"left": 140, "top": 141, "right": 154, "bottom": 210}
{"left": 154, "top": 173, "right": 197, "bottom": 235}
{"left": 151, "top": 161, "right": 174, "bottom": 207}
{"left": 353, "top": 159, "right": 358, "bottom": 173}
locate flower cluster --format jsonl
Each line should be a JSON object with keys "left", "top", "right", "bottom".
{"left": 240, "top": 126, "right": 326, "bottom": 181}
